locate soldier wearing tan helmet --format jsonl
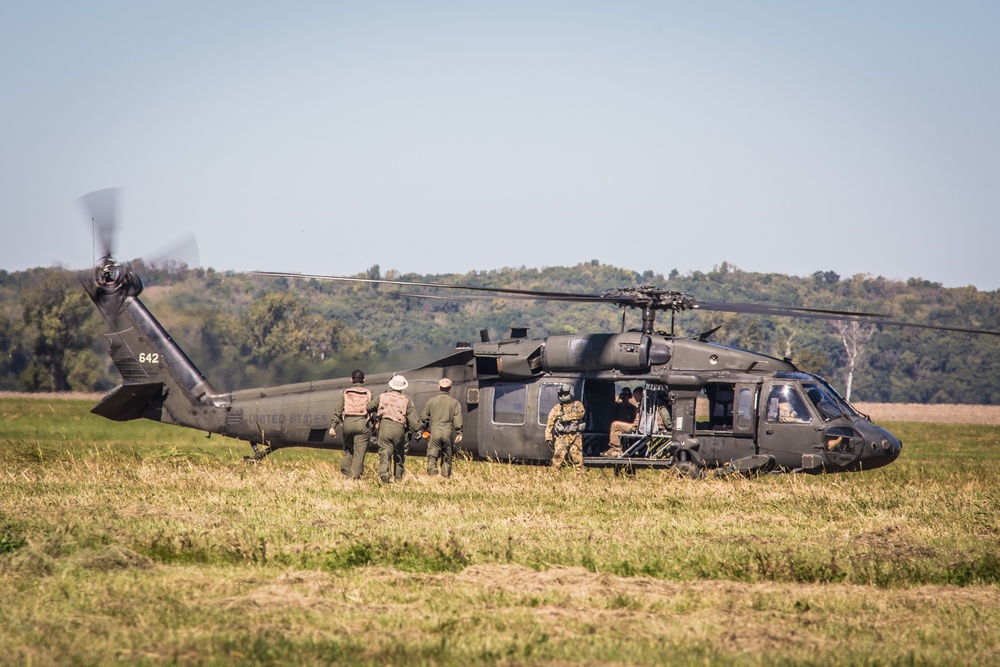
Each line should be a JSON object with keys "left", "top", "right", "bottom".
{"left": 367, "top": 374, "right": 421, "bottom": 484}
{"left": 420, "top": 377, "right": 463, "bottom": 477}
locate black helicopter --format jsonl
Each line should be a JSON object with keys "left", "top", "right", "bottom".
{"left": 79, "top": 189, "right": 1000, "bottom": 476}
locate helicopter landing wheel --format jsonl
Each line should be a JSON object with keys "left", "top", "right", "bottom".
{"left": 674, "top": 460, "right": 700, "bottom": 479}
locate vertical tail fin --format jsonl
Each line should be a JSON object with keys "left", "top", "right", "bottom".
{"left": 84, "top": 260, "right": 230, "bottom": 428}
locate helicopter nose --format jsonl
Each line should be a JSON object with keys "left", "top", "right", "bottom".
{"left": 864, "top": 431, "right": 902, "bottom": 466}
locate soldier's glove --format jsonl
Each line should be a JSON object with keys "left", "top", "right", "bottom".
{"left": 455, "top": 434, "right": 463, "bottom": 444}
{"left": 328, "top": 427, "right": 337, "bottom": 438}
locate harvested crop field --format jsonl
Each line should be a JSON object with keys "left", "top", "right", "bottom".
{"left": 853, "top": 402, "right": 1000, "bottom": 425}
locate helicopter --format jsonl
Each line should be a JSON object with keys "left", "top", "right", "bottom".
{"left": 79, "top": 189, "right": 1000, "bottom": 477}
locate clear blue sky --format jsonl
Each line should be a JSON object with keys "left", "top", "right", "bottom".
{"left": 2, "top": 1, "right": 998, "bottom": 289}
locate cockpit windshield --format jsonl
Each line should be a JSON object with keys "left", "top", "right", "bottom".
{"left": 801, "top": 380, "right": 853, "bottom": 421}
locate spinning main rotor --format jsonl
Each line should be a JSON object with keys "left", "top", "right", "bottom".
{"left": 251, "top": 271, "right": 1000, "bottom": 338}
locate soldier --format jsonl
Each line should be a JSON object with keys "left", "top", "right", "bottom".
{"left": 328, "top": 369, "right": 372, "bottom": 479}
{"left": 606, "top": 386, "right": 638, "bottom": 456}
{"left": 635, "top": 388, "right": 673, "bottom": 435}
{"left": 544, "top": 383, "right": 586, "bottom": 473}
{"left": 367, "top": 374, "right": 421, "bottom": 484}
{"left": 420, "top": 377, "right": 463, "bottom": 477}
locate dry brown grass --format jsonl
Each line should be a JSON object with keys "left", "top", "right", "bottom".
{"left": 2, "top": 395, "right": 999, "bottom": 666}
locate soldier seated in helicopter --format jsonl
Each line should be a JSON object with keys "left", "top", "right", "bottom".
{"left": 765, "top": 385, "right": 811, "bottom": 424}
{"left": 606, "top": 386, "right": 638, "bottom": 455}
{"left": 603, "top": 386, "right": 673, "bottom": 457}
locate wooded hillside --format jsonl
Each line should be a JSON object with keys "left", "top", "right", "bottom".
{"left": 2, "top": 261, "right": 998, "bottom": 404}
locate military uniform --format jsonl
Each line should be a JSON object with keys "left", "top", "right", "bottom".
{"left": 367, "top": 375, "right": 421, "bottom": 483}
{"left": 421, "top": 380, "right": 463, "bottom": 477}
{"left": 607, "top": 394, "right": 639, "bottom": 454}
{"left": 329, "top": 381, "right": 372, "bottom": 479}
{"left": 545, "top": 395, "right": 586, "bottom": 472}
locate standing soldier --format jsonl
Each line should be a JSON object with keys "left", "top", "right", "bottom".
{"left": 328, "top": 369, "right": 371, "bottom": 480}
{"left": 420, "top": 378, "right": 463, "bottom": 478}
{"left": 367, "top": 374, "right": 421, "bottom": 484}
{"left": 544, "top": 383, "right": 586, "bottom": 473}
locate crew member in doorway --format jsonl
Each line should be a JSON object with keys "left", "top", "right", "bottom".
{"left": 545, "top": 384, "right": 586, "bottom": 473}
{"left": 606, "top": 386, "right": 638, "bottom": 457}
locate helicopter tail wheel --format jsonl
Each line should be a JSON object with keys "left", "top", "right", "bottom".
{"left": 244, "top": 428, "right": 273, "bottom": 463}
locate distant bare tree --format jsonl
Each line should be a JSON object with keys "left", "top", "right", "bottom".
{"left": 833, "top": 320, "right": 877, "bottom": 401}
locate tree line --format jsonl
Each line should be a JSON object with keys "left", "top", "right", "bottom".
{"left": 2, "top": 260, "right": 998, "bottom": 404}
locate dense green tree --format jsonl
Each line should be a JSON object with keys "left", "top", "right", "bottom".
{"left": 17, "top": 271, "right": 104, "bottom": 391}
{"left": 1, "top": 262, "right": 999, "bottom": 403}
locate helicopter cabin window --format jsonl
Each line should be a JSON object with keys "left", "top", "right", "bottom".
{"left": 695, "top": 382, "right": 736, "bottom": 432}
{"left": 764, "top": 384, "right": 811, "bottom": 424}
{"left": 492, "top": 384, "right": 526, "bottom": 425}
{"left": 735, "top": 387, "right": 753, "bottom": 431}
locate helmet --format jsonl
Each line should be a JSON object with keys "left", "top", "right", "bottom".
{"left": 557, "top": 383, "right": 573, "bottom": 402}
{"left": 388, "top": 375, "right": 408, "bottom": 391}
{"left": 438, "top": 378, "right": 452, "bottom": 389}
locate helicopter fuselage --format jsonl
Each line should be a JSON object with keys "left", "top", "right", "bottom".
{"left": 84, "top": 266, "right": 901, "bottom": 475}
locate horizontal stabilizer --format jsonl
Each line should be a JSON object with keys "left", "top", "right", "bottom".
{"left": 91, "top": 382, "right": 165, "bottom": 422}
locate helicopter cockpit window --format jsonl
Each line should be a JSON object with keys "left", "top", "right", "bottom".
{"left": 811, "top": 376, "right": 859, "bottom": 418}
{"left": 764, "top": 385, "right": 811, "bottom": 424}
{"left": 801, "top": 382, "right": 844, "bottom": 421}
{"left": 492, "top": 384, "right": 526, "bottom": 425}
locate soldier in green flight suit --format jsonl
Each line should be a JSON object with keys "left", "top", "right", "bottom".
{"left": 367, "top": 374, "right": 421, "bottom": 484}
{"left": 544, "top": 383, "right": 586, "bottom": 473}
{"left": 328, "top": 369, "right": 371, "bottom": 480}
{"left": 420, "top": 377, "right": 463, "bottom": 478}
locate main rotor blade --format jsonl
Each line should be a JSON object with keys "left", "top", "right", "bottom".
{"left": 692, "top": 300, "right": 889, "bottom": 319}
{"left": 693, "top": 300, "right": 1000, "bottom": 336}
{"left": 252, "top": 271, "right": 615, "bottom": 302}
{"left": 254, "top": 271, "right": 1000, "bottom": 337}
{"left": 78, "top": 188, "right": 119, "bottom": 259}
{"left": 396, "top": 291, "right": 613, "bottom": 303}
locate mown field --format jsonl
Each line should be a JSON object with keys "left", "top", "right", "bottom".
{"left": 1, "top": 396, "right": 999, "bottom": 666}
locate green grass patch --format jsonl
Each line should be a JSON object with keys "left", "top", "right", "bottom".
{"left": 2, "top": 397, "right": 999, "bottom": 665}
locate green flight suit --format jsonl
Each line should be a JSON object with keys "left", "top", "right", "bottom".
{"left": 330, "top": 385, "right": 372, "bottom": 479}
{"left": 421, "top": 391, "right": 463, "bottom": 477}
{"left": 367, "top": 390, "right": 421, "bottom": 483}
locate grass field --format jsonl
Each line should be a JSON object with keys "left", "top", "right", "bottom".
{"left": 1, "top": 396, "right": 999, "bottom": 666}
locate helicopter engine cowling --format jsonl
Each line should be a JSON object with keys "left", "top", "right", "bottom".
{"left": 541, "top": 332, "right": 653, "bottom": 373}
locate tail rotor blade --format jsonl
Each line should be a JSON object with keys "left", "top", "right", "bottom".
{"left": 146, "top": 233, "right": 200, "bottom": 270}
{"left": 78, "top": 188, "right": 119, "bottom": 259}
